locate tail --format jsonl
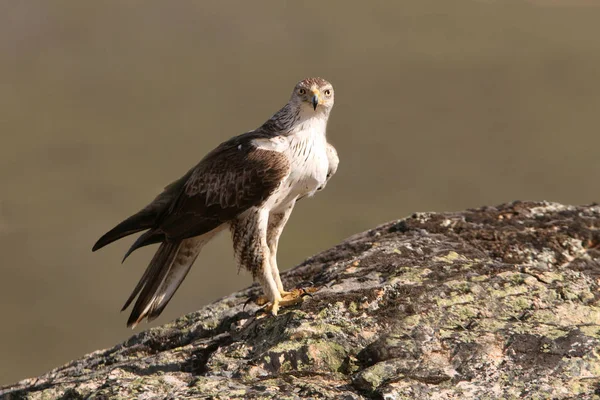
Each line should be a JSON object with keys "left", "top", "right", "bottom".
{"left": 123, "top": 237, "right": 205, "bottom": 328}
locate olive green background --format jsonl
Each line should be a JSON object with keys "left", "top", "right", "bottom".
{"left": 2, "top": 0, "right": 600, "bottom": 385}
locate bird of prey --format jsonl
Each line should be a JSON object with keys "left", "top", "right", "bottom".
{"left": 93, "top": 78, "right": 338, "bottom": 328}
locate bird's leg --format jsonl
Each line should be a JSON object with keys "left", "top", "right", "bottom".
{"left": 257, "top": 261, "right": 283, "bottom": 315}
{"left": 232, "top": 210, "right": 282, "bottom": 315}
{"left": 271, "top": 255, "right": 291, "bottom": 297}
{"left": 267, "top": 204, "right": 295, "bottom": 297}
{"left": 254, "top": 202, "right": 308, "bottom": 313}
{"left": 242, "top": 203, "right": 312, "bottom": 315}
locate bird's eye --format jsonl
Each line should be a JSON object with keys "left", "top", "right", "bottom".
{"left": 324, "top": 89, "right": 331, "bottom": 96}
{"left": 298, "top": 88, "right": 306, "bottom": 95}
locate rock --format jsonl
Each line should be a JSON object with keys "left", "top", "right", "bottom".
{"left": 2, "top": 201, "right": 600, "bottom": 399}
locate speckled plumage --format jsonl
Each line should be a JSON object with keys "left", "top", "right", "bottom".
{"left": 93, "top": 78, "right": 338, "bottom": 327}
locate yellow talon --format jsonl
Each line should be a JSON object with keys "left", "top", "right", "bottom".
{"left": 271, "top": 299, "right": 280, "bottom": 316}
{"left": 254, "top": 287, "right": 319, "bottom": 315}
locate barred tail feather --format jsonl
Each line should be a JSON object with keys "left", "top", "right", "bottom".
{"left": 125, "top": 241, "right": 182, "bottom": 328}
{"left": 124, "top": 232, "right": 218, "bottom": 328}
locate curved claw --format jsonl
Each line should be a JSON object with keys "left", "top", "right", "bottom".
{"left": 242, "top": 297, "right": 254, "bottom": 311}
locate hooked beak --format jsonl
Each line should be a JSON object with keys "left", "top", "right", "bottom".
{"left": 311, "top": 90, "right": 320, "bottom": 110}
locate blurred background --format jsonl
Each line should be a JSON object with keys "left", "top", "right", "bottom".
{"left": 2, "top": 0, "right": 600, "bottom": 385}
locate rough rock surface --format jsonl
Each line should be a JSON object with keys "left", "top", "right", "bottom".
{"left": 3, "top": 201, "right": 600, "bottom": 400}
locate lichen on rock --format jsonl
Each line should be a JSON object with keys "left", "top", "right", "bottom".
{"left": 2, "top": 201, "right": 600, "bottom": 399}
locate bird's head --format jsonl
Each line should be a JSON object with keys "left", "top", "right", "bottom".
{"left": 290, "top": 77, "right": 334, "bottom": 114}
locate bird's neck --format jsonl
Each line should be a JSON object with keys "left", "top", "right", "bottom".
{"left": 289, "top": 112, "right": 328, "bottom": 139}
{"left": 262, "top": 103, "right": 329, "bottom": 138}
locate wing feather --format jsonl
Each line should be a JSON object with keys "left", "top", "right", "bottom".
{"left": 155, "top": 134, "right": 290, "bottom": 241}
{"left": 92, "top": 173, "right": 190, "bottom": 252}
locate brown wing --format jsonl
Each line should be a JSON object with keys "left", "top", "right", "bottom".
{"left": 155, "top": 134, "right": 290, "bottom": 241}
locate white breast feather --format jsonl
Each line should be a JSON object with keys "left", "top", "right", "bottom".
{"left": 255, "top": 113, "right": 331, "bottom": 212}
